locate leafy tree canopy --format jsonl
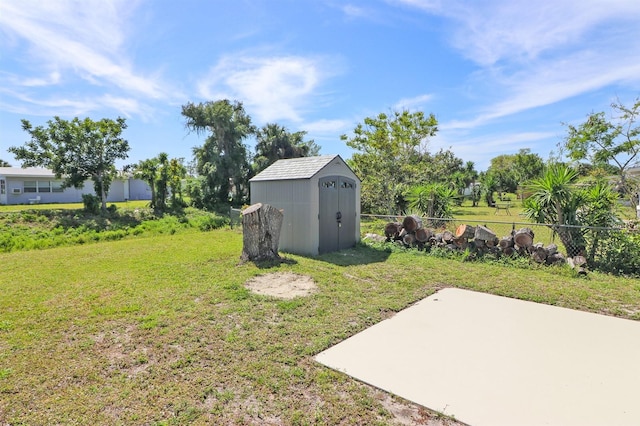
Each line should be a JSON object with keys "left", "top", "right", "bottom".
{"left": 523, "top": 163, "right": 621, "bottom": 257}
{"left": 0, "top": 159, "right": 11, "bottom": 167}
{"left": 253, "top": 123, "right": 320, "bottom": 174}
{"left": 342, "top": 109, "right": 462, "bottom": 214}
{"left": 182, "top": 100, "right": 254, "bottom": 208}
{"left": 563, "top": 98, "right": 640, "bottom": 198}
{"left": 406, "top": 182, "right": 457, "bottom": 225}
{"left": 134, "top": 153, "right": 186, "bottom": 212}
{"left": 8, "top": 116, "right": 129, "bottom": 213}
{"left": 486, "top": 148, "right": 544, "bottom": 194}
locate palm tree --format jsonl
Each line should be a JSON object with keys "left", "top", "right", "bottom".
{"left": 406, "top": 183, "right": 457, "bottom": 227}
{"left": 156, "top": 153, "right": 170, "bottom": 212}
{"left": 253, "top": 123, "right": 320, "bottom": 174}
{"left": 135, "top": 158, "right": 159, "bottom": 209}
{"left": 168, "top": 158, "right": 187, "bottom": 207}
{"left": 479, "top": 172, "right": 499, "bottom": 207}
{"left": 523, "top": 164, "right": 586, "bottom": 256}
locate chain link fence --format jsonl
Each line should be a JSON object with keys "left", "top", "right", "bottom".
{"left": 361, "top": 214, "right": 640, "bottom": 276}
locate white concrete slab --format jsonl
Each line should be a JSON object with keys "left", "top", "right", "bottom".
{"left": 315, "top": 288, "right": 640, "bottom": 426}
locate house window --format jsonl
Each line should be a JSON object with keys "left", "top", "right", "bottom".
{"left": 24, "top": 181, "right": 37, "bottom": 193}
{"left": 322, "top": 180, "right": 336, "bottom": 189}
{"left": 0, "top": 179, "right": 5, "bottom": 195}
{"left": 51, "top": 181, "right": 63, "bottom": 193}
{"left": 38, "top": 181, "right": 51, "bottom": 193}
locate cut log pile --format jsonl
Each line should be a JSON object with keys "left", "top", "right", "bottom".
{"left": 384, "top": 217, "right": 588, "bottom": 273}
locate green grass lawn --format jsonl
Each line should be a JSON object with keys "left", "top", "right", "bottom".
{"left": 1, "top": 228, "right": 639, "bottom": 425}
{"left": 0, "top": 199, "right": 151, "bottom": 213}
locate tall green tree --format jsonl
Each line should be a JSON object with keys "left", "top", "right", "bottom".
{"left": 450, "top": 160, "right": 478, "bottom": 205}
{"left": 0, "top": 159, "right": 10, "bottom": 167}
{"left": 486, "top": 149, "right": 544, "bottom": 194}
{"left": 523, "top": 164, "right": 585, "bottom": 256}
{"left": 563, "top": 98, "right": 640, "bottom": 199}
{"left": 479, "top": 171, "right": 499, "bottom": 206}
{"left": 514, "top": 148, "right": 545, "bottom": 183}
{"left": 9, "top": 116, "right": 129, "bottom": 213}
{"left": 134, "top": 153, "right": 186, "bottom": 212}
{"left": 168, "top": 158, "right": 187, "bottom": 207}
{"left": 182, "top": 100, "right": 254, "bottom": 209}
{"left": 253, "top": 123, "right": 320, "bottom": 174}
{"left": 406, "top": 182, "right": 457, "bottom": 226}
{"left": 341, "top": 109, "right": 440, "bottom": 214}
{"left": 523, "top": 163, "right": 622, "bottom": 259}
{"left": 134, "top": 157, "right": 159, "bottom": 209}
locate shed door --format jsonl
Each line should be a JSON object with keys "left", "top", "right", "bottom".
{"left": 319, "top": 176, "right": 356, "bottom": 254}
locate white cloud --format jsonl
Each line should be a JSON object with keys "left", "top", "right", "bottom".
{"left": 393, "top": 94, "right": 434, "bottom": 110}
{"left": 302, "top": 119, "right": 351, "bottom": 135}
{"left": 0, "top": 0, "right": 177, "bottom": 113}
{"left": 198, "top": 54, "right": 339, "bottom": 123}
{"left": 12, "top": 71, "right": 62, "bottom": 87}
{"left": 396, "top": 0, "right": 640, "bottom": 66}
{"left": 0, "top": 85, "right": 151, "bottom": 119}
{"left": 393, "top": 0, "right": 640, "bottom": 129}
{"left": 341, "top": 5, "right": 371, "bottom": 18}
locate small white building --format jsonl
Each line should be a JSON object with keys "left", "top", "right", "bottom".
{"left": 250, "top": 155, "right": 361, "bottom": 256}
{"left": 0, "top": 167, "right": 151, "bottom": 205}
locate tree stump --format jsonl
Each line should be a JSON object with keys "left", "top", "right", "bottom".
{"left": 452, "top": 236, "right": 469, "bottom": 249}
{"left": 240, "top": 203, "right": 284, "bottom": 262}
{"left": 403, "top": 233, "right": 416, "bottom": 246}
{"left": 442, "top": 230, "right": 455, "bottom": 243}
{"left": 455, "top": 224, "right": 476, "bottom": 239}
{"left": 514, "top": 227, "right": 534, "bottom": 248}
{"left": 384, "top": 222, "right": 402, "bottom": 241}
{"left": 499, "top": 236, "right": 514, "bottom": 249}
{"left": 415, "top": 227, "right": 433, "bottom": 243}
{"left": 474, "top": 225, "right": 496, "bottom": 242}
{"left": 402, "top": 215, "right": 423, "bottom": 233}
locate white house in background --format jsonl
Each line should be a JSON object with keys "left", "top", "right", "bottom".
{"left": 0, "top": 167, "right": 151, "bottom": 205}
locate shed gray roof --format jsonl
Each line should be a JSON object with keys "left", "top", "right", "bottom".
{"left": 250, "top": 155, "right": 344, "bottom": 181}
{"left": 0, "top": 167, "right": 56, "bottom": 178}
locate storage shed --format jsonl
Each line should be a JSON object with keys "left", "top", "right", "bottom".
{"left": 250, "top": 155, "right": 361, "bottom": 256}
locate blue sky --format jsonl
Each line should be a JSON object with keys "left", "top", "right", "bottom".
{"left": 1, "top": 0, "right": 639, "bottom": 171}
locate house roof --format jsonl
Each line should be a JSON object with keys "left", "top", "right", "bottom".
{"left": 250, "top": 155, "right": 350, "bottom": 181}
{"left": 0, "top": 167, "right": 56, "bottom": 178}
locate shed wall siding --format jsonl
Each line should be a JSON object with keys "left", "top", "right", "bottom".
{"left": 251, "top": 180, "right": 315, "bottom": 255}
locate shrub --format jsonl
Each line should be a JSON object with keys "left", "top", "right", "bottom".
{"left": 82, "top": 194, "right": 100, "bottom": 214}
{"left": 589, "top": 230, "right": 640, "bottom": 277}
{"left": 406, "top": 183, "right": 457, "bottom": 226}
{"left": 191, "top": 213, "right": 228, "bottom": 231}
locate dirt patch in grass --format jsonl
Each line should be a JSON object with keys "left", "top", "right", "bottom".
{"left": 377, "top": 391, "right": 461, "bottom": 425}
{"left": 245, "top": 272, "right": 317, "bottom": 299}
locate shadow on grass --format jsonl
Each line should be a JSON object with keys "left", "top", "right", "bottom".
{"left": 250, "top": 257, "right": 299, "bottom": 269}
{"left": 313, "top": 243, "right": 391, "bottom": 266}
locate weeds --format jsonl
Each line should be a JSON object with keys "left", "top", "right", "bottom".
{"left": 0, "top": 206, "right": 227, "bottom": 252}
